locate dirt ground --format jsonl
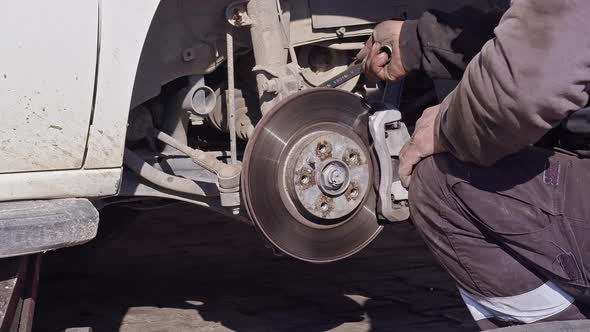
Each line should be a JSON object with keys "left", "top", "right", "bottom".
{"left": 33, "top": 204, "right": 478, "bottom": 332}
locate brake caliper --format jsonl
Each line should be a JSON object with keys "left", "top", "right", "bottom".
{"left": 369, "top": 85, "right": 412, "bottom": 222}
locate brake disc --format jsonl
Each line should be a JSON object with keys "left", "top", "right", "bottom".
{"left": 242, "top": 88, "right": 382, "bottom": 263}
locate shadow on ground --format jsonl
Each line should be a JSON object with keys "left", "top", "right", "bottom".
{"left": 34, "top": 204, "right": 476, "bottom": 332}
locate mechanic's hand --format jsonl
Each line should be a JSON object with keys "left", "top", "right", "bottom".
{"left": 399, "top": 105, "right": 446, "bottom": 188}
{"left": 357, "top": 20, "right": 406, "bottom": 82}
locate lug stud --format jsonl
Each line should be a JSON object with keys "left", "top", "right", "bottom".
{"left": 300, "top": 175, "right": 310, "bottom": 185}
{"left": 316, "top": 141, "right": 333, "bottom": 160}
{"left": 344, "top": 149, "right": 361, "bottom": 166}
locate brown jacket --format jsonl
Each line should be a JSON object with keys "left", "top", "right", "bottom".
{"left": 400, "top": 0, "right": 590, "bottom": 166}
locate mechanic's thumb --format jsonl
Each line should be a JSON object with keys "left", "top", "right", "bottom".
{"left": 370, "top": 52, "right": 390, "bottom": 71}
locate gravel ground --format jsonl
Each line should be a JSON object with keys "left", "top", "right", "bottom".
{"left": 33, "top": 204, "right": 478, "bottom": 332}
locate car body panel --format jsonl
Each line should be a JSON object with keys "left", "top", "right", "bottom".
{"left": 0, "top": 168, "right": 121, "bottom": 201}
{"left": 0, "top": 1, "right": 99, "bottom": 173}
{"left": 0, "top": 1, "right": 158, "bottom": 201}
{"left": 83, "top": 0, "right": 160, "bottom": 169}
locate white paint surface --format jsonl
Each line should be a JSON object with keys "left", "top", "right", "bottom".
{"left": 0, "top": 168, "right": 121, "bottom": 201}
{"left": 0, "top": 1, "right": 159, "bottom": 202}
{"left": 0, "top": 1, "right": 99, "bottom": 172}
{"left": 83, "top": 0, "right": 161, "bottom": 169}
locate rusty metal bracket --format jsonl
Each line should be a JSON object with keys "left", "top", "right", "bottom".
{"left": 226, "top": 1, "right": 252, "bottom": 27}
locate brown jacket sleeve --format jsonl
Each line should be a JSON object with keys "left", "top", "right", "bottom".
{"left": 400, "top": 5, "right": 506, "bottom": 80}
{"left": 438, "top": 0, "right": 590, "bottom": 166}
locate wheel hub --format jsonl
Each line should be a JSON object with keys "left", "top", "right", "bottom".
{"left": 285, "top": 131, "right": 370, "bottom": 223}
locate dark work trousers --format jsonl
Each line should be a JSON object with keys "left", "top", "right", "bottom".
{"left": 409, "top": 148, "right": 590, "bottom": 330}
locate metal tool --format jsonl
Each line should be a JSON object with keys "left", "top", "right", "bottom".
{"left": 242, "top": 89, "right": 382, "bottom": 263}
{"left": 318, "top": 63, "right": 363, "bottom": 88}
{"left": 318, "top": 43, "right": 393, "bottom": 89}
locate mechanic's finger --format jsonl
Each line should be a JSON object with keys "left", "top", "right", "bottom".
{"left": 363, "top": 43, "right": 382, "bottom": 82}
{"left": 356, "top": 47, "right": 369, "bottom": 62}
{"left": 371, "top": 52, "right": 389, "bottom": 69}
{"left": 361, "top": 56, "right": 369, "bottom": 75}
{"left": 356, "top": 37, "right": 373, "bottom": 60}
{"left": 399, "top": 143, "right": 421, "bottom": 189}
{"left": 363, "top": 60, "right": 382, "bottom": 83}
{"left": 364, "top": 43, "right": 380, "bottom": 72}
{"left": 361, "top": 42, "right": 375, "bottom": 72}
{"left": 402, "top": 175, "right": 412, "bottom": 189}
{"left": 399, "top": 157, "right": 414, "bottom": 189}
{"left": 364, "top": 67, "right": 380, "bottom": 83}
{"left": 356, "top": 46, "right": 367, "bottom": 61}
{"left": 369, "top": 52, "right": 390, "bottom": 81}
{"left": 398, "top": 143, "right": 411, "bottom": 187}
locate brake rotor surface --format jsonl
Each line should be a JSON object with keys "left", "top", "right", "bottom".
{"left": 242, "top": 88, "right": 382, "bottom": 263}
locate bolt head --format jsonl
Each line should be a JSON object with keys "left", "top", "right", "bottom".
{"left": 327, "top": 169, "right": 345, "bottom": 186}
